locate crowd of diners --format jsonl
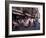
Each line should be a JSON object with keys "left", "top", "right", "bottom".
{"left": 12, "top": 7, "right": 40, "bottom": 31}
